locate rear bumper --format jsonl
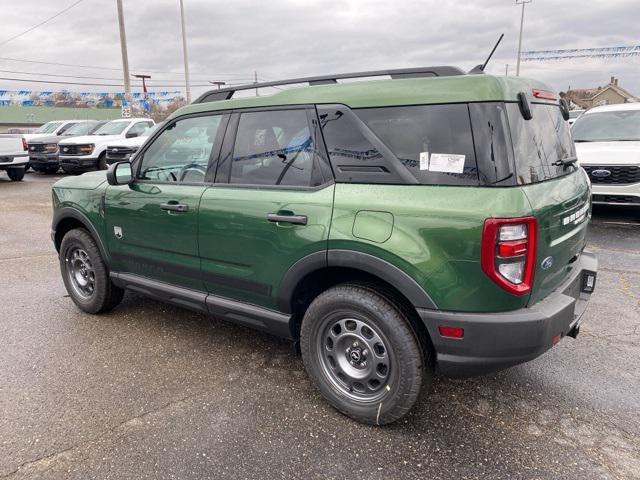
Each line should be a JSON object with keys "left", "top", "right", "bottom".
{"left": 591, "top": 182, "right": 640, "bottom": 206}
{"left": 418, "top": 251, "right": 598, "bottom": 377}
{"left": 0, "top": 154, "right": 28, "bottom": 168}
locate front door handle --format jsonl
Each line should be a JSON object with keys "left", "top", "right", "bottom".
{"left": 267, "top": 213, "right": 307, "bottom": 225}
{"left": 160, "top": 202, "right": 189, "bottom": 213}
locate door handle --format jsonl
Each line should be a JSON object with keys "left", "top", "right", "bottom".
{"left": 160, "top": 202, "right": 189, "bottom": 213}
{"left": 267, "top": 213, "right": 307, "bottom": 225}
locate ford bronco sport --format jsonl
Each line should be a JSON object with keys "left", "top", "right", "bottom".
{"left": 51, "top": 67, "right": 597, "bottom": 425}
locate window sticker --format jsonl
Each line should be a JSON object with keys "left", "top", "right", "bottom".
{"left": 419, "top": 151, "right": 429, "bottom": 171}
{"left": 429, "top": 153, "right": 465, "bottom": 174}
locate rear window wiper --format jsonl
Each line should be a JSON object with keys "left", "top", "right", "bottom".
{"left": 552, "top": 156, "right": 578, "bottom": 167}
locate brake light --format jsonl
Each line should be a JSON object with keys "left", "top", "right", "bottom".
{"left": 481, "top": 217, "right": 537, "bottom": 295}
{"left": 531, "top": 89, "right": 557, "bottom": 101}
{"left": 22, "top": 138, "right": 28, "bottom": 151}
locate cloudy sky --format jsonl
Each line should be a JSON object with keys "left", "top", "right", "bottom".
{"left": 1, "top": 0, "right": 639, "bottom": 98}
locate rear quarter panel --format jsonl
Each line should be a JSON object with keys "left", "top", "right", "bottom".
{"left": 330, "top": 184, "right": 535, "bottom": 312}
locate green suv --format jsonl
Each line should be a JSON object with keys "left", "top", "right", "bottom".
{"left": 51, "top": 67, "right": 597, "bottom": 425}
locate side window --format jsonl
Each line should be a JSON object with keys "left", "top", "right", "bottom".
{"left": 127, "top": 122, "right": 147, "bottom": 138}
{"left": 58, "top": 123, "right": 76, "bottom": 134}
{"left": 138, "top": 115, "right": 223, "bottom": 183}
{"left": 229, "top": 109, "right": 319, "bottom": 187}
{"left": 355, "top": 104, "right": 478, "bottom": 185}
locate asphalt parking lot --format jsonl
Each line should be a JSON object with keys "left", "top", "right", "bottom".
{"left": 1, "top": 171, "right": 639, "bottom": 480}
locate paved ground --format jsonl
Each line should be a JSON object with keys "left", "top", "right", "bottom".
{"left": 1, "top": 171, "right": 638, "bottom": 480}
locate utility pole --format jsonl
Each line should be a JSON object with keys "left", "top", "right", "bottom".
{"left": 133, "top": 73, "right": 151, "bottom": 116}
{"left": 179, "top": 0, "right": 191, "bottom": 103}
{"left": 254, "top": 70, "right": 259, "bottom": 96}
{"left": 116, "top": 0, "right": 131, "bottom": 110}
{"left": 210, "top": 81, "right": 226, "bottom": 89}
{"left": 515, "top": 0, "right": 532, "bottom": 76}
{"left": 505, "top": 64, "right": 509, "bottom": 76}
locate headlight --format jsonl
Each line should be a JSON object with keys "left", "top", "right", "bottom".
{"left": 78, "top": 144, "right": 94, "bottom": 155}
{"left": 45, "top": 143, "right": 58, "bottom": 154}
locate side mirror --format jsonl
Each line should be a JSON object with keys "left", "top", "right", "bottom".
{"left": 106, "top": 161, "right": 134, "bottom": 186}
{"left": 126, "top": 131, "right": 138, "bottom": 138}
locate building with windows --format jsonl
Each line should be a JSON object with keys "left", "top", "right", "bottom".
{"left": 560, "top": 77, "right": 639, "bottom": 110}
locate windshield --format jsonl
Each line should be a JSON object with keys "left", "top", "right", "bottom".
{"left": 34, "top": 121, "right": 63, "bottom": 134}
{"left": 94, "top": 121, "right": 130, "bottom": 135}
{"left": 64, "top": 122, "right": 97, "bottom": 136}
{"left": 572, "top": 110, "right": 640, "bottom": 142}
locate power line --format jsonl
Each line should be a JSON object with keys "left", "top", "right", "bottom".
{"left": 0, "top": 0, "right": 85, "bottom": 48}
{"left": 0, "top": 67, "right": 257, "bottom": 84}
{"left": 0, "top": 75, "right": 254, "bottom": 88}
{"left": 0, "top": 55, "right": 254, "bottom": 80}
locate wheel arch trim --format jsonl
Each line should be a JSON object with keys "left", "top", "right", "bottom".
{"left": 277, "top": 249, "right": 437, "bottom": 313}
{"left": 52, "top": 207, "right": 110, "bottom": 263}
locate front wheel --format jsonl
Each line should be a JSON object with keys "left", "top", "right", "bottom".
{"left": 300, "top": 284, "right": 428, "bottom": 425}
{"left": 7, "top": 167, "right": 25, "bottom": 181}
{"left": 59, "top": 228, "right": 124, "bottom": 314}
{"left": 97, "top": 153, "right": 107, "bottom": 170}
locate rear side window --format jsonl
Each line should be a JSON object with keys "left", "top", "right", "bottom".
{"left": 506, "top": 103, "right": 576, "bottom": 184}
{"left": 355, "top": 105, "right": 478, "bottom": 185}
{"left": 230, "top": 109, "right": 321, "bottom": 187}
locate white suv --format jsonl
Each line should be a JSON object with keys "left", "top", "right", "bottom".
{"left": 58, "top": 118, "right": 155, "bottom": 173}
{"left": 573, "top": 103, "right": 640, "bottom": 207}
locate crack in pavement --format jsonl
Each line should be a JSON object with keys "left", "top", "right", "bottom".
{"left": 0, "top": 392, "right": 201, "bottom": 479}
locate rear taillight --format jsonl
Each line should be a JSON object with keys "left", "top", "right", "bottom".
{"left": 481, "top": 217, "right": 537, "bottom": 295}
{"left": 22, "top": 138, "right": 28, "bottom": 151}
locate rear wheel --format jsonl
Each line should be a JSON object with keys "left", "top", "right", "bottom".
{"left": 59, "top": 228, "right": 124, "bottom": 314}
{"left": 301, "top": 284, "right": 428, "bottom": 425}
{"left": 7, "top": 168, "right": 25, "bottom": 181}
{"left": 45, "top": 166, "right": 59, "bottom": 174}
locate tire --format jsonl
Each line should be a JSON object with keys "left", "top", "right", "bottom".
{"left": 300, "top": 284, "right": 428, "bottom": 425}
{"left": 45, "top": 166, "right": 59, "bottom": 174}
{"left": 97, "top": 153, "right": 107, "bottom": 170}
{"left": 7, "top": 168, "right": 25, "bottom": 181}
{"left": 61, "top": 167, "right": 77, "bottom": 175}
{"left": 59, "top": 228, "right": 124, "bottom": 314}
{"left": 24, "top": 163, "right": 31, "bottom": 172}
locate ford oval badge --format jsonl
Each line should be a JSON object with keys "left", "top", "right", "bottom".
{"left": 591, "top": 169, "right": 611, "bottom": 178}
{"left": 541, "top": 256, "right": 554, "bottom": 270}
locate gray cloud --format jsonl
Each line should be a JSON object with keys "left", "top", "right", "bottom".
{"left": 1, "top": 0, "right": 639, "bottom": 98}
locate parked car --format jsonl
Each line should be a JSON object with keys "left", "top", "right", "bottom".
{"left": 51, "top": 68, "right": 597, "bottom": 425}
{"left": 105, "top": 122, "right": 163, "bottom": 165}
{"left": 0, "top": 134, "right": 28, "bottom": 181}
{"left": 28, "top": 121, "right": 108, "bottom": 174}
{"left": 573, "top": 103, "right": 640, "bottom": 206}
{"left": 22, "top": 120, "right": 82, "bottom": 142}
{"left": 58, "top": 118, "right": 155, "bottom": 173}
{"left": 568, "top": 109, "right": 585, "bottom": 126}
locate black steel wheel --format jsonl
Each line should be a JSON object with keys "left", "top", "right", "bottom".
{"left": 59, "top": 228, "right": 124, "bottom": 314}
{"left": 301, "top": 284, "right": 428, "bottom": 425}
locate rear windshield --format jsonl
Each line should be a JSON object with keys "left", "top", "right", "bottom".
{"left": 571, "top": 110, "right": 640, "bottom": 142}
{"left": 506, "top": 102, "right": 576, "bottom": 184}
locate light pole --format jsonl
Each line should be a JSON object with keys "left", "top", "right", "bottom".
{"left": 179, "top": 0, "right": 191, "bottom": 103}
{"left": 515, "top": 0, "right": 532, "bottom": 76}
{"left": 116, "top": 0, "right": 131, "bottom": 111}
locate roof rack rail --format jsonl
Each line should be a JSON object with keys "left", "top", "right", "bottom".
{"left": 193, "top": 66, "right": 466, "bottom": 104}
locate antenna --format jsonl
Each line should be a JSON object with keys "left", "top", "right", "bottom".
{"left": 469, "top": 34, "right": 505, "bottom": 74}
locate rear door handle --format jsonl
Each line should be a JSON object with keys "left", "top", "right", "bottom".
{"left": 266, "top": 213, "right": 307, "bottom": 225}
{"left": 160, "top": 202, "right": 189, "bottom": 213}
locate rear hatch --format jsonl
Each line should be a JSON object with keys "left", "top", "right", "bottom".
{"left": 505, "top": 101, "right": 590, "bottom": 304}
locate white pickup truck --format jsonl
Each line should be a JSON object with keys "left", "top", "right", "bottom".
{"left": 58, "top": 118, "right": 155, "bottom": 173}
{"left": 0, "top": 134, "right": 29, "bottom": 181}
